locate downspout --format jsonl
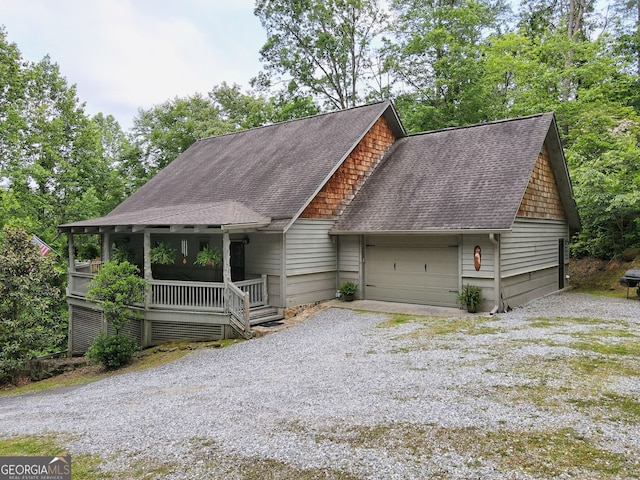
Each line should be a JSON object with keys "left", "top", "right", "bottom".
{"left": 489, "top": 233, "right": 501, "bottom": 315}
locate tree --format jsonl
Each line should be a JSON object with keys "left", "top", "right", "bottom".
{"left": 0, "top": 226, "right": 64, "bottom": 384}
{"left": 385, "top": 0, "right": 511, "bottom": 131}
{"left": 211, "top": 82, "right": 320, "bottom": 127}
{"left": 255, "top": 0, "right": 387, "bottom": 109}
{"left": 86, "top": 261, "right": 149, "bottom": 369}
{"left": 566, "top": 106, "right": 640, "bottom": 257}
{"left": 125, "top": 94, "right": 226, "bottom": 182}
{"left": 0, "top": 29, "right": 125, "bottom": 249}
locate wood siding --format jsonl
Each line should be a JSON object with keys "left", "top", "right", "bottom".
{"left": 246, "top": 232, "right": 282, "bottom": 307}
{"left": 517, "top": 144, "right": 566, "bottom": 220}
{"left": 285, "top": 219, "right": 337, "bottom": 306}
{"left": 501, "top": 218, "right": 569, "bottom": 307}
{"left": 461, "top": 235, "right": 494, "bottom": 279}
{"left": 301, "top": 116, "right": 396, "bottom": 219}
{"left": 338, "top": 235, "right": 361, "bottom": 287}
{"left": 460, "top": 234, "right": 496, "bottom": 311}
{"left": 286, "top": 219, "right": 337, "bottom": 275}
{"left": 503, "top": 267, "right": 559, "bottom": 307}
{"left": 501, "top": 218, "right": 568, "bottom": 278}
{"left": 286, "top": 271, "right": 337, "bottom": 307}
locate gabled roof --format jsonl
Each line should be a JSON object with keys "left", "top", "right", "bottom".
{"left": 331, "top": 113, "right": 580, "bottom": 234}
{"left": 60, "top": 101, "right": 404, "bottom": 231}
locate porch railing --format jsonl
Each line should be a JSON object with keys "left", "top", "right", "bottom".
{"left": 236, "top": 275, "right": 268, "bottom": 307}
{"left": 227, "top": 282, "right": 251, "bottom": 339}
{"left": 68, "top": 271, "right": 96, "bottom": 298}
{"left": 69, "top": 271, "right": 268, "bottom": 313}
{"left": 149, "top": 280, "right": 226, "bottom": 311}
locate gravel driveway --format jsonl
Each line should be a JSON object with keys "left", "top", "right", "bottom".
{"left": 1, "top": 291, "right": 639, "bottom": 479}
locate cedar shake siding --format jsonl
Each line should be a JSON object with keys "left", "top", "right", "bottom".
{"left": 517, "top": 144, "right": 566, "bottom": 221}
{"left": 301, "top": 116, "right": 396, "bottom": 220}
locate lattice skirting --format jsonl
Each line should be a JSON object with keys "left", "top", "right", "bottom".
{"left": 150, "top": 321, "right": 224, "bottom": 344}
{"left": 70, "top": 305, "right": 103, "bottom": 355}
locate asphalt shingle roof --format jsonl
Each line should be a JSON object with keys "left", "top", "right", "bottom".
{"left": 97, "top": 101, "right": 399, "bottom": 227}
{"left": 332, "top": 113, "right": 561, "bottom": 233}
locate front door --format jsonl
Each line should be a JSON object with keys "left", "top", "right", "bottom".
{"left": 231, "top": 242, "right": 245, "bottom": 282}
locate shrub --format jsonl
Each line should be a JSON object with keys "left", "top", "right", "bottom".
{"left": 338, "top": 281, "right": 358, "bottom": 296}
{"left": 86, "top": 261, "right": 148, "bottom": 333}
{"left": 0, "top": 227, "right": 64, "bottom": 384}
{"left": 457, "top": 284, "right": 484, "bottom": 312}
{"left": 86, "top": 261, "right": 148, "bottom": 369}
{"left": 86, "top": 333, "right": 138, "bottom": 369}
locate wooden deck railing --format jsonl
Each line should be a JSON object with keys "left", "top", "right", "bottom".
{"left": 149, "top": 280, "right": 226, "bottom": 311}
{"left": 68, "top": 271, "right": 267, "bottom": 314}
{"left": 227, "top": 282, "right": 251, "bottom": 338}
{"left": 236, "top": 275, "right": 268, "bottom": 307}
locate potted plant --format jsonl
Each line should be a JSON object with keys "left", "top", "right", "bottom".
{"left": 149, "top": 242, "right": 176, "bottom": 265}
{"left": 338, "top": 281, "right": 358, "bottom": 302}
{"left": 194, "top": 245, "right": 222, "bottom": 267}
{"left": 458, "top": 284, "right": 484, "bottom": 313}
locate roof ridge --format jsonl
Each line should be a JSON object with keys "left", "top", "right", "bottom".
{"left": 195, "top": 100, "right": 392, "bottom": 143}
{"left": 407, "top": 112, "right": 552, "bottom": 138}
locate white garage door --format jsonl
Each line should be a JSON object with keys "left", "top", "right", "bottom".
{"left": 365, "top": 236, "right": 459, "bottom": 307}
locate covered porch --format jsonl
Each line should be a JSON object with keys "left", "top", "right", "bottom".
{"left": 60, "top": 203, "right": 284, "bottom": 354}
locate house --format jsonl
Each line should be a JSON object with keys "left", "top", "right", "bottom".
{"left": 60, "top": 101, "right": 580, "bottom": 353}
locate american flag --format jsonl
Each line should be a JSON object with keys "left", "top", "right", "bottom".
{"left": 31, "top": 235, "right": 52, "bottom": 256}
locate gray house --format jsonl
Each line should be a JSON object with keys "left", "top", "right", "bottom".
{"left": 60, "top": 101, "right": 580, "bottom": 353}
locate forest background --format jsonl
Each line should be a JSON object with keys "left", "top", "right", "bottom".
{"left": 1, "top": 0, "right": 639, "bottom": 262}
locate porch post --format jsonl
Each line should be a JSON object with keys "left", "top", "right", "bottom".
{"left": 143, "top": 231, "right": 152, "bottom": 309}
{"left": 67, "top": 233, "right": 75, "bottom": 274}
{"left": 222, "top": 232, "right": 231, "bottom": 284}
{"left": 102, "top": 232, "right": 110, "bottom": 263}
{"left": 67, "top": 233, "right": 75, "bottom": 358}
{"left": 142, "top": 231, "right": 152, "bottom": 346}
{"left": 143, "top": 231, "right": 152, "bottom": 281}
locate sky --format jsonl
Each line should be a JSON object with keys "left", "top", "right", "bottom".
{"left": 1, "top": 0, "right": 267, "bottom": 130}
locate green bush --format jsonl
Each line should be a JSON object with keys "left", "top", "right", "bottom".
{"left": 87, "top": 333, "right": 138, "bottom": 369}
{"left": 0, "top": 227, "right": 64, "bottom": 385}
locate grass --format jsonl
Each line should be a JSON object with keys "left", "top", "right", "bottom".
{"left": 378, "top": 313, "right": 505, "bottom": 337}
{"left": 284, "top": 422, "right": 639, "bottom": 479}
{"left": 0, "top": 435, "right": 109, "bottom": 480}
{"left": 0, "top": 339, "right": 242, "bottom": 397}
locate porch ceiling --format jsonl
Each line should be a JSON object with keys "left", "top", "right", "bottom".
{"left": 59, "top": 201, "right": 271, "bottom": 233}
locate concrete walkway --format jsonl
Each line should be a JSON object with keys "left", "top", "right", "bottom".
{"left": 326, "top": 298, "right": 463, "bottom": 317}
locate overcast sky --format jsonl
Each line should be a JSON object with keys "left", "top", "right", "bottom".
{"left": 1, "top": 0, "right": 267, "bottom": 130}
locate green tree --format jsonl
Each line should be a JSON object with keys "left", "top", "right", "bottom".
{"left": 386, "top": 0, "right": 510, "bottom": 131}
{"left": 86, "top": 261, "right": 149, "bottom": 369}
{"left": 0, "top": 29, "right": 125, "bottom": 249}
{"left": 255, "top": 0, "right": 387, "bottom": 109}
{"left": 0, "top": 226, "right": 64, "bottom": 384}
{"left": 567, "top": 107, "right": 640, "bottom": 257}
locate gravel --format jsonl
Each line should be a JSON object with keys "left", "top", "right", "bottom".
{"left": 1, "top": 291, "right": 639, "bottom": 478}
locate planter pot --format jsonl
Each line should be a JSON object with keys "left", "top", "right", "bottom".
{"left": 344, "top": 294, "right": 355, "bottom": 302}
{"left": 467, "top": 305, "right": 478, "bottom": 313}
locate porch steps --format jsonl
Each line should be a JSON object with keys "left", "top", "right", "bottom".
{"left": 249, "top": 306, "right": 283, "bottom": 326}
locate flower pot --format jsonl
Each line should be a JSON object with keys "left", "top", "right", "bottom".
{"left": 344, "top": 294, "right": 354, "bottom": 302}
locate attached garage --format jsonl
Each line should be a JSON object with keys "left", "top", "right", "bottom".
{"left": 364, "top": 235, "right": 459, "bottom": 307}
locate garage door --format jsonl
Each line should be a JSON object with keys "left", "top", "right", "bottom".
{"left": 365, "top": 236, "right": 459, "bottom": 307}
